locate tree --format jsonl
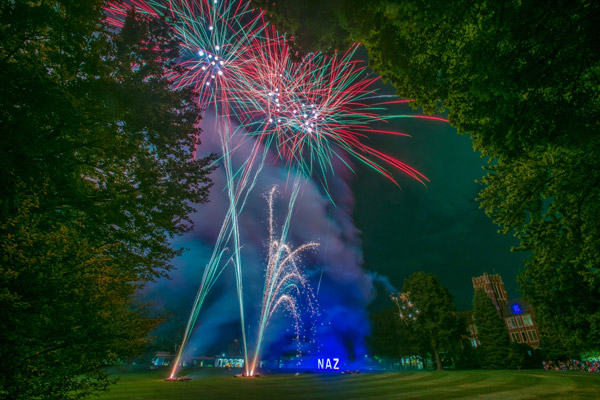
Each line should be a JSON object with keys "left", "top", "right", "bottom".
{"left": 368, "top": 307, "right": 402, "bottom": 368}
{"left": 0, "top": 1, "right": 214, "bottom": 398}
{"left": 473, "top": 289, "right": 510, "bottom": 369}
{"left": 253, "top": 0, "right": 600, "bottom": 355}
{"left": 1, "top": 193, "right": 158, "bottom": 399}
{"left": 449, "top": 313, "right": 480, "bottom": 369}
{"left": 399, "top": 272, "right": 463, "bottom": 370}
{"left": 480, "top": 147, "right": 600, "bottom": 355}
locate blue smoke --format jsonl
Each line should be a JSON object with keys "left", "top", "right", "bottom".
{"left": 138, "top": 113, "right": 375, "bottom": 366}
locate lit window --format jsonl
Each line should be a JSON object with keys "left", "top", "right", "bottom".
{"left": 506, "top": 318, "right": 516, "bottom": 329}
{"left": 528, "top": 330, "right": 536, "bottom": 341}
{"left": 511, "top": 332, "right": 519, "bottom": 342}
{"left": 516, "top": 316, "right": 523, "bottom": 327}
{"left": 522, "top": 314, "right": 533, "bottom": 326}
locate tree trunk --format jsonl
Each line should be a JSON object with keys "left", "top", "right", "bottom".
{"left": 434, "top": 349, "right": 443, "bottom": 370}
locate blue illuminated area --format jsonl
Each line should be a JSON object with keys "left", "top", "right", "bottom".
{"left": 512, "top": 303, "right": 522, "bottom": 314}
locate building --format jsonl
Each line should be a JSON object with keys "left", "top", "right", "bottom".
{"left": 472, "top": 272, "right": 508, "bottom": 316}
{"left": 460, "top": 310, "right": 479, "bottom": 348}
{"left": 151, "top": 351, "right": 174, "bottom": 366}
{"left": 467, "top": 273, "right": 541, "bottom": 349}
{"left": 503, "top": 299, "right": 540, "bottom": 347}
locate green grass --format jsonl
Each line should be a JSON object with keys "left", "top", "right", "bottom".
{"left": 96, "top": 367, "right": 600, "bottom": 400}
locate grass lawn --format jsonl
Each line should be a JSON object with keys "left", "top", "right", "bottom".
{"left": 96, "top": 367, "right": 600, "bottom": 400}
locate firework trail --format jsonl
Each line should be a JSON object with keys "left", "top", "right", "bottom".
{"left": 236, "top": 41, "right": 432, "bottom": 192}
{"left": 105, "top": 0, "right": 269, "bottom": 376}
{"left": 105, "top": 0, "right": 445, "bottom": 377}
{"left": 247, "top": 183, "right": 319, "bottom": 376}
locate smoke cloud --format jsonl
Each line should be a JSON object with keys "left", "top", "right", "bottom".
{"left": 139, "top": 113, "right": 375, "bottom": 366}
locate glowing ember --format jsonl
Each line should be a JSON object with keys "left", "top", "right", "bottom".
{"left": 164, "top": 376, "right": 191, "bottom": 382}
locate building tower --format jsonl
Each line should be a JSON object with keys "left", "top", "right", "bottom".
{"left": 472, "top": 272, "right": 508, "bottom": 317}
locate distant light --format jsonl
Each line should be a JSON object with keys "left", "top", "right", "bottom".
{"left": 211, "top": 75, "right": 215, "bottom": 79}
{"left": 269, "top": 118, "right": 273, "bottom": 123}
{"left": 217, "top": 71, "right": 223, "bottom": 76}
{"left": 209, "top": 25, "right": 213, "bottom": 30}
{"left": 215, "top": 45, "right": 220, "bottom": 51}
{"left": 206, "top": 82, "right": 210, "bottom": 86}
{"left": 201, "top": 66, "right": 207, "bottom": 70}
{"left": 208, "top": 55, "right": 213, "bottom": 59}
{"left": 198, "top": 50, "right": 204, "bottom": 56}
{"left": 219, "top": 61, "right": 224, "bottom": 65}
{"left": 214, "top": 56, "right": 219, "bottom": 61}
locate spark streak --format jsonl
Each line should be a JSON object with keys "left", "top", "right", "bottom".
{"left": 248, "top": 184, "right": 319, "bottom": 376}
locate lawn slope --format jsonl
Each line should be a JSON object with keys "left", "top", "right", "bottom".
{"left": 97, "top": 368, "right": 600, "bottom": 400}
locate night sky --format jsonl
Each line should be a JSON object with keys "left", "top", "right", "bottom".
{"left": 352, "top": 97, "right": 527, "bottom": 311}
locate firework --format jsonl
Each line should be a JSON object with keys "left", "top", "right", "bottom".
{"left": 105, "top": 0, "right": 267, "bottom": 115}
{"left": 103, "top": 0, "right": 444, "bottom": 379}
{"left": 391, "top": 292, "right": 420, "bottom": 323}
{"left": 247, "top": 184, "right": 319, "bottom": 376}
{"left": 235, "top": 43, "right": 436, "bottom": 194}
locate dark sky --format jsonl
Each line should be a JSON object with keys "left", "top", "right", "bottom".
{"left": 351, "top": 101, "right": 527, "bottom": 311}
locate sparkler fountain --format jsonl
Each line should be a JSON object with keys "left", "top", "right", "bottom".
{"left": 247, "top": 184, "right": 319, "bottom": 376}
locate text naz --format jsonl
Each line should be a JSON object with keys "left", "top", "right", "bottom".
{"left": 317, "top": 358, "right": 340, "bottom": 370}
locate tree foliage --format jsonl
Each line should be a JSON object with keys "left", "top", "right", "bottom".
{"left": 367, "top": 307, "right": 402, "bottom": 367}
{"left": 400, "top": 272, "right": 463, "bottom": 370}
{"left": 480, "top": 146, "right": 600, "bottom": 355}
{"left": 254, "top": 0, "right": 600, "bottom": 354}
{"left": 0, "top": 1, "right": 214, "bottom": 398}
{"left": 473, "top": 289, "right": 510, "bottom": 369}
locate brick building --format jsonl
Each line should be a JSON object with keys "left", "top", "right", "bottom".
{"left": 472, "top": 272, "right": 508, "bottom": 316}
{"left": 503, "top": 299, "right": 540, "bottom": 347}
{"left": 467, "top": 273, "right": 541, "bottom": 348}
